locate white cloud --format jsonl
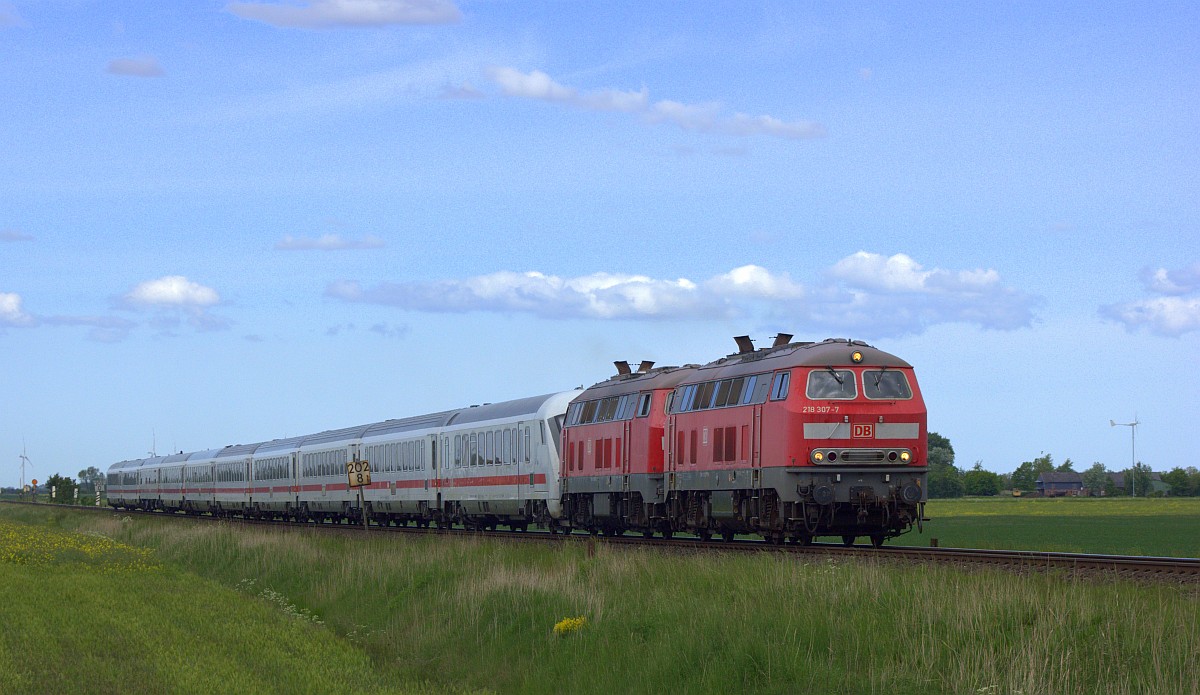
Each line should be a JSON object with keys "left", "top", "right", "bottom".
{"left": 1101, "top": 297, "right": 1200, "bottom": 337}
{"left": 0, "top": 292, "right": 35, "bottom": 327}
{"left": 488, "top": 67, "right": 575, "bottom": 102}
{"left": 1, "top": 229, "right": 33, "bottom": 241}
{"left": 227, "top": 0, "right": 460, "bottom": 28}
{"left": 1140, "top": 262, "right": 1200, "bottom": 296}
{"left": 485, "top": 67, "right": 824, "bottom": 141}
{"left": 275, "top": 234, "right": 385, "bottom": 250}
{"left": 123, "top": 276, "right": 220, "bottom": 308}
{"left": 327, "top": 254, "right": 1035, "bottom": 336}
{"left": 328, "top": 270, "right": 720, "bottom": 320}
{"left": 706, "top": 265, "right": 804, "bottom": 300}
{"left": 1104, "top": 261, "right": 1200, "bottom": 337}
{"left": 106, "top": 57, "right": 165, "bottom": 78}
{"left": 829, "top": 252, "right": 1000, "bottom": 294}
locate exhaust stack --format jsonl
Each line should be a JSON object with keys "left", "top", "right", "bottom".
{"left": 734, "top": 335, "right": 755, "bottom": 354}
{"left": 637, "top": 360, "right": 655, "bottom": 373}
{"left": 772, "top": 333, "right": 794, "bottom": 348}
{"left": 614, "top": 361, "right": 632, "bottom": 375}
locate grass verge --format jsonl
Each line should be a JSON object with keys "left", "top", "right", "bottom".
{"left": 3, "top": 504, "right": 1198, "bottom": 695}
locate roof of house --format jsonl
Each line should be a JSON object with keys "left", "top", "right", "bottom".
{"left": 1037, "top": 471, "right": 1083, "bottom": 485}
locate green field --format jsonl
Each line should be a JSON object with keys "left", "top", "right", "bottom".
{"left": 920, "top": 497, "right": 1200, "bottom": 557}
{"left": 3, "top": 503, "right": 1199, "bottom": 695}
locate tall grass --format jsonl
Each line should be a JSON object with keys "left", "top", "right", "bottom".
{"left": 3, "top": 504, "right": 1198, "bottom": 695}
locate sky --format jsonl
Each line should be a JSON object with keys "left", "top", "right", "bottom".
{"left": 2, "top": 0, "right": 1197, "bottom": 488}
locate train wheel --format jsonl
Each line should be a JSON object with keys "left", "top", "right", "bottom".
{"left": 697, "top": 529, "right": 712, "bottom": 542}
{"left": 841, "top": 535, "right": 856, "bottom": 547}
{"left": 870, "top": 534, "right": 885, "bottom": 548}
{"left": 721, "top": 530, "right": 736, "bottom": 543}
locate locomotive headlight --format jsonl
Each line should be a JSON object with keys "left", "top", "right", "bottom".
{"left": 851, "top": 350, "right": 864, "bottom": 363}
{"left": 900, "top": 451, "right": 911, "bottom": 462}
{"left": 812, "top": 451, "right": 825, "bottom": 463}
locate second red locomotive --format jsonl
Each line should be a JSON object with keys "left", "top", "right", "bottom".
{"left": 560, "top": 336, "right": 927, "bottom": 546}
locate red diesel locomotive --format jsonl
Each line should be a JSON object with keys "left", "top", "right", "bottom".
{"left": 560, "top": 336, "right": 927, "bottom": 546}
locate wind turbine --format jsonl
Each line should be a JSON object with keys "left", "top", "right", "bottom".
{"left": 1109, "top": 415, "right": 1140, "bottom": 497}
{"left": 18, "top": 440, "right": 32, "bottom": 493}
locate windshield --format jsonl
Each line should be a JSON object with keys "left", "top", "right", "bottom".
{"left": 864, "top": 370, "right": 913, "bottom": 399}
{"left": 806, "top": 369, "right": 857, "bottom": 400}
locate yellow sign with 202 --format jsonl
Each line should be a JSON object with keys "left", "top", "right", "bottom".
{"left": 346, "top": 460, "right": 372, "bottom": 488}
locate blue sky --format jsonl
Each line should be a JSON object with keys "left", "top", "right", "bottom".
{"left": 2, "top": 0, "right": 1197, "bottom": 488}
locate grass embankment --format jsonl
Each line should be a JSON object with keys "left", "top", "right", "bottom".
{"left": 923, "top": 497, "right": 1200, "bottom": 557}
{"left": 3, "top": 504, "right": 1199, "bottom": 695}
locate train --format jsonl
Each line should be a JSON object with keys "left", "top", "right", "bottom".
{"left": 106, "top": 336, "right": 928, "bottom": 546}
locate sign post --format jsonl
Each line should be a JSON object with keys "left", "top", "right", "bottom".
{"left": 346, "top": 459, "right": 372, "bottom": 532}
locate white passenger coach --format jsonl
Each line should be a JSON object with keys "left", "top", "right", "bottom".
{"left": 106, "top": 391, "right": 580, "bottom": 530}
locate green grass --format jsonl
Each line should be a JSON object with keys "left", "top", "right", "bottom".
{"left": 0, "top": 511, "right": 467, "bottom": 694}
{"left": 3, "top": 503, "right": 1199, "bottom": 695}
{"left": 921, "top": 497, "right": 1200, "bottom": 557}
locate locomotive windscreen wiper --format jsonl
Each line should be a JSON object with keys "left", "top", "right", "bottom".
{"left": 873, "top": 365, "right": 888, "bottom": 387}
{"left": 825, "top": 366, "right": 843, "bottom": 384}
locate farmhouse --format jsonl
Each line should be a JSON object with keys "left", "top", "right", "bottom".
{"left": 1108, "top": 472, "right": 1170, "bottom": 496}
{"left": 1036, "top": 472, "right": 1084, "bottom": 497}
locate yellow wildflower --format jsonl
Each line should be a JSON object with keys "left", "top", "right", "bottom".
{"left": 553, "top": 616, "right": 587, "bottom": 636}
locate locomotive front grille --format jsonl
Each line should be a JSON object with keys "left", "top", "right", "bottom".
{"left": 840, "top": 449, "right": 885, "bottom": 463}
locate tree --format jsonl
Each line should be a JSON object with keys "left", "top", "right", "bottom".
{"left": 1011, "top": 454, "right": 1056, "bottom": 493}
{"left": 929, "top": 467, "right": 965, "bottom": 498}
{"left": 1125, "top": 462, "right": 1153, "bottom": 497}
{"left": 1162, "top": 468, "right": 1194, "bottom": 497}
{"left": 963, "top": 461, "right": 1001, "bottom": 496}
{"left": 1055, "top": 458, "right": 1076, "bottom": 473}
{"left": 77, "top": 466, "right": 103, "bottom": 495}
{"left": 1082, "top": 462, "right": 1110, "bottom": 495}
{"left": 926, "top": 431, "right": 963, "bottom": 498}
{"left": 43, "top": 473, "right": 78, "bottom": 504}
{"left": 1009, "top": 462, "right": 1036, "bottom": 492}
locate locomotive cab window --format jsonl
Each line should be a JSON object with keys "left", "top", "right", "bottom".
{"left": 806, "top": 369, "right": 857, "bottom": 400}
{"left": 864, "top": 370, "right": 912, "bottom": 400}
{"left": 636, "top": 393, "right": 652, "bottom": 417}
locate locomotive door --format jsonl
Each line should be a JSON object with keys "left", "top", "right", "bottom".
{"left": 750, "top": 403, "right": 764, "bottom": 488}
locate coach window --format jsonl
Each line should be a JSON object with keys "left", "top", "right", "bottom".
{"left": 695, "top": 381, "right": 717, "bottom": 410}
{"left": 806, "top": 369, "right": 857, "bottom": 399}
{"left": 864, "top": 370, "right": 913, "bottom": 400}
{"left": 524, "top": 427, "right": 531, "bottom": 463}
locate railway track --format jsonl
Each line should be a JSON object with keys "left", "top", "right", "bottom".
{"left": 7, "top": 500, "right": 1199, "bottom": 582}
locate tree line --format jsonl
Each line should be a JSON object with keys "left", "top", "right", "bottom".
{"left": 3, "top": 467, "right": 104, "bottom": 502}
{"left": 927, "top": 432, "right": 1200, "bottom": 498}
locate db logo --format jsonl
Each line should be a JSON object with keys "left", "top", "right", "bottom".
{"left": 852, "top": 424, "right": 874, "bottom": 439}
